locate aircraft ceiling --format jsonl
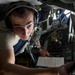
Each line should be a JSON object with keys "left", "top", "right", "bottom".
{"left": 40, "top": 0, "right": 75, "bottom": 12}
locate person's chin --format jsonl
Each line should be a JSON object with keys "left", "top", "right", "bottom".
{"left": 21, "top": 37, "right": 29, "bottom": 40}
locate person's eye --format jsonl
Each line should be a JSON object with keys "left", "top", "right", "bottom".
{"left": 27, "top": 24, "right": 32, "bottom": 29}
{"left": 14, "top": 27, "right": 22, "bottom": 31}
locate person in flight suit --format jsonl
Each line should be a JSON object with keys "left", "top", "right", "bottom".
{"left": 0, "top": 1, "right": 75, "bottom": 75}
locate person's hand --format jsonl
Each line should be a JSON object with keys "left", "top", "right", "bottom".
{"left": 38, "top": 49, "right": 50, "bottom": 57}
{"left": 57, "top": 62, "right": 75, "bottom": 75}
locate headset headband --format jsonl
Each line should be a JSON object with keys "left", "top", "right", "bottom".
{"left": 4, "top": 1, "right": 38, "bottom": 18}
{"left": 4, "top": 1, "right": 39, "bottom": 29}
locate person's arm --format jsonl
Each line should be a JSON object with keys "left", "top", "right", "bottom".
{"left": 36, "top": 40, "right": 50, "bottom": 56}
{"left": 0, "top": 49, "right": 57, "bottom": 75}
{"left": 0, "top": 49, "right": 75, "bottom": 75}
{"left": 31, "top": 27, "right": 50, "bottom": 57}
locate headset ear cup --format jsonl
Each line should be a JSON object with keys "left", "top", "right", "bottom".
{"left": 34, "top": 12, "right": 39, "bottom": 27}
{"left": 5, "top": 17, "right": 13, "bottom": 29}
{"left": 37, "top": 12, "right": 39, "bottom": 23}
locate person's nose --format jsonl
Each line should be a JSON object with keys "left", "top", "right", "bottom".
{"left": 22, "top": 28, "right": 28, "bottom": 36}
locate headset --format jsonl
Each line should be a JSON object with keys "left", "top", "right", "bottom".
{"left": 4, "top": 1, "right": 39, "bottom": 29}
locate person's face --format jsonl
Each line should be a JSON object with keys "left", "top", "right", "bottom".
{"left": 9, "top": 12, "right": 34, "bottom": 40}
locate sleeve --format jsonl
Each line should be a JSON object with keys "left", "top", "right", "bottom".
{"left": 0, "top": 30, "right": 19, "bottom": 50}
{"left": 30, "top": 27, "right": 42, "bottom": 49}
{"left": 31, "top": 27, "right": 42, "bottom": 42}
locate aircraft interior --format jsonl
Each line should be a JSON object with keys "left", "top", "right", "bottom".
{"left": 0, "top": 0, "right": 75, "bottom": 74}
